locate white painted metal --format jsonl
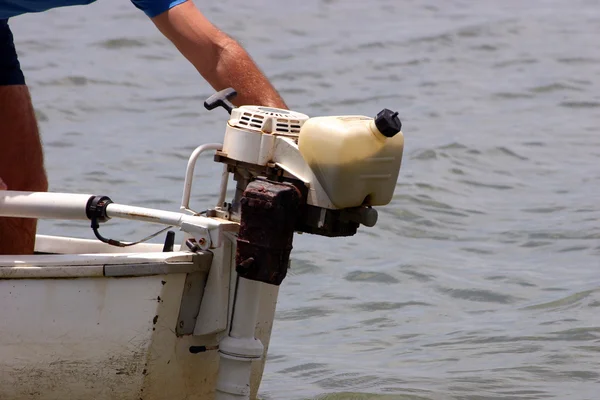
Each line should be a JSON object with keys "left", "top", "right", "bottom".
{"left": 221, "top": 106, "right": 308, "bottom": 167}
{"left": 104, "top": 203, "right": 225, "bottom": 249}
{"left": 0, "top": 191, "right": 93, "bottom": 219}
{"left": 228, "top": 279, "right": 264, "bottom": 347}
{"left": 217, "top": 120, "right": 338, "bottom": 209}
{"left": 217, "top": 164, "right": 230, "bottom": 208}
{"left": 216, "top": 278, "right": 265, "bottom": 400}
{"left": 105, "top": 203, "right": 189, "bottom": 225}
{"left": 229, "top": 106, "right": 309, "bottom": 136}
{"left": 272, "top": 136, "right": 337, "bottom": 209}
{"left": 193, "top": 233, "right": 234, "bottom": 336}
{"left": 0, "top": 192, "right": 237, "bottom": 250}
{"left": 0, "top": 249, "right": 194, "bottom": 267}
{"left": 34, "top": 234, "right": 180, "bottom": 254}
{"left": 0, "top": 234, "right": 280, "bottom": 400}
{"left": 0, "top": 274, "right": 162, "bottom": 399}
{"left": 180, "top": 143, "right": 223, "bottom": 213}
{"left": 0, "top": 263, "right": 104, "bottom": 278}
{"left": 257, "top": 133, "right": 276, "bottom": 166}
{"left": 222, "top": 125, "right": 263, "bottom": 165}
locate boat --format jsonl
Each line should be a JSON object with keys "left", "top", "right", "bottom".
{"left": 0, "top": 88, "right": 404, "bottom": 400}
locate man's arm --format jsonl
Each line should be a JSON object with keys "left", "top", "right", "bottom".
{"left": 150, "top": 1, "right": 287, "bottom": 109}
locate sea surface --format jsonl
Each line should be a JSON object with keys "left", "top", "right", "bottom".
{"left": 10, "top": 0, "right": 600, "bottom": 399}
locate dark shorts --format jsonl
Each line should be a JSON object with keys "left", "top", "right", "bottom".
{"left": 0, "top": 19, "right": 25, "bottom": 85}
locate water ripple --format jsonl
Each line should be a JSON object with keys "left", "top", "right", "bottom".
{"left": 522, "top": 290, "right": 598, "bottom": 311}
{"left": 277, "top": 306, "right": 332, "bottom": 321}
{"left": 559, "top": 101, "right": 600, "bottom": 108}
{"left": 353, "top": 301, "right": 431, "bottom": 312}
{"left": 345, "top": 271, "right": 399, "bottom": 284}
{"left": 438, "top": 288, "right": 519, "bottom": 304}
{"left": 94, "top": 38, "right": 147, "bottom": 49}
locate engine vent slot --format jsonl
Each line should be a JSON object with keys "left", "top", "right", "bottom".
{"left": 229, "top": 106, "right": 309, "bottom": 137}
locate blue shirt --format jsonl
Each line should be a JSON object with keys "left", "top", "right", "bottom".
{"left": 0, "top": 0, "right": 187, "bottom": 19}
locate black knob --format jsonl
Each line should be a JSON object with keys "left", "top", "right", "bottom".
{"left": 374, "top": 108, "right": 402, "bottom": 138}
{"left": 204, "top": 87, "right": 238, "bottom": 114}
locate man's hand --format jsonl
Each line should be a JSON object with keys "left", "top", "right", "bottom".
{"left": 0, "top": 178, "right": 7, "bottom": 190}
{"left": 151, "top": 1, "right": 287, "bottom": 109}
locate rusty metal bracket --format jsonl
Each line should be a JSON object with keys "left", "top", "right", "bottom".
{"left": 235, "top": 179, "right": 301, "bottom": 286}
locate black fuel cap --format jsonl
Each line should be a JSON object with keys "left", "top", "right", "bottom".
{"left": 374, "top": 109, "right": 402, "bottom": 138}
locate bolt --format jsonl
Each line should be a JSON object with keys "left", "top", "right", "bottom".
{"left": 198, "top": 238, "right": 206, "bottom": 247}
{"left": 179, "top": 321, "right": 185, "bottom": 328}
{"left": 185, "top": 239, "right": 200, "bottom": 252}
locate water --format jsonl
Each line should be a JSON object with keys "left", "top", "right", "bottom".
{"left": 10, "top": 0, "right": 600, "bottom": 399}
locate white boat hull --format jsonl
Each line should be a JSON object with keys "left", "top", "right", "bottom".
{"left": 0, "top": 235, "right": 279, "bottom": 400}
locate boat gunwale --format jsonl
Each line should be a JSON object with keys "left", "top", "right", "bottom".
{"left": 0, "top": 251, "right": 212, "bottom": 279}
